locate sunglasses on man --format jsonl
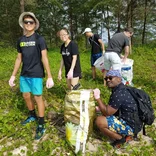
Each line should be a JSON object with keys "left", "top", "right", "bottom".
{"left": 104, "top": 76, "right": 116, "bottom": 81}
{"left": 23, "top": 20, "right": 35, "bottom": 25}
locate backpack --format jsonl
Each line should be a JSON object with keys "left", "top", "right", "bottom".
{"left": 35, "top": 33, "right": 48, "bottom": 52}
{"left": 126, "top": 86, "right": 155, "bottom": 137}
{"left": 35, "top": 33, "right": 41, "bottom": 50}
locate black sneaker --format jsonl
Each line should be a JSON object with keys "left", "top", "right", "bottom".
{"left": 111, "top": 137, "right": 126, "bottom": 148}
{"left": 35, "top": 124, "right": 46, "bottom": 140}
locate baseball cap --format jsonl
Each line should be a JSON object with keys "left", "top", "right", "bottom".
{"left": 82, "top": 28, "right": 92, "bottom": 34}
{"left": 19, "top": 12, "right": 39, "bottom": 30}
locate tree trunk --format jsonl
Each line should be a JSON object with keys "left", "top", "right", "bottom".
{"left": 106, "top": 6, "right": 110, "bottom": 41}
{"left": 20, "top": 0, "right": 25, "bottom": 34}
{"left": 126, "top": 0, "right": 134, "bottom": 53}
{"left": 117, "top": 11, "right": 121, "bottom": 33}
{"left": 127, "top": 1, "right": 130, "bottom": 27}
{"left": 142, "top": 0, "right": 147, "bottom": 44}
{"left": 20, "top": 0, "right": 24, "bottom": 13}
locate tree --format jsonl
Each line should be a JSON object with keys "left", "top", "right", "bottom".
{"left": 20, "top": 0, "right": 25, "bottom": 13}
{"left": 36, "top": 0, "right": 63, "bottom": 47}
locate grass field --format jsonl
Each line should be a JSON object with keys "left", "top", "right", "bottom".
{"left": 0, "top": 46, "right": 156, "bottom": 155}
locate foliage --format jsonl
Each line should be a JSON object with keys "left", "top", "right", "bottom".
{"left": 0, "top": 46, "right": 156, "bottom": 155}
{"left": 0, "top": 0, "right": 156, "bottom": 48}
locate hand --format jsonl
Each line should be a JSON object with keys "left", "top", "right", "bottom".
{"left": 102, "top": 50, "right": 105, "bottom": 55}
{"left": 58, "top": 70, "right": 62, "bottom": 81}
{"left": 120, "top": 55, "right": 124, "bottom": 59}
{"left": 9, "top": 76, "right": 16, "bottom": 87}
{"left": 121, "top": 58, "right": 127, "bottom": 64}
{"left": 46, "top": 78, "right": 54, "bottom": 89}
{"left": 67, "top": 69, "right": 73, "bottom": 79}
{"left": 95, "top": 106, "right": 101, "bottom": 112}
{"left": 93, "top": 88, "right": 100, "bottom": 100}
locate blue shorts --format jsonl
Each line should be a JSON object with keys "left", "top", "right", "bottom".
{"left": 91, "top": 52, "right": 102, "bottom": 67}
{"left": 106, "top": 116, "right": 134, "bottom": 136}
{"left": 20, "top": 76, "right": 43, "bottom": 95}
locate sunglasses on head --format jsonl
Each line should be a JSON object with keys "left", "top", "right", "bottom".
{"left": 104, "top": 76, "right": 116, "bottom": 81}
{"left": 23, "top": 20, "right": 35, "bottom": 25}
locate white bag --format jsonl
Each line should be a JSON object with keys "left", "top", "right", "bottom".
{"left": 121, "top": 58, "right": 134, "bottom": 85}
{"left": 93, "top": 55, "right": 105, "bottom": 72}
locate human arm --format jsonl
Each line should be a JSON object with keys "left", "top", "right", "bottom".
{"left": 9, "top": 53, "right": 22, "bottom": 87}
{"left": 121, "top": 46, "right": 129, "bottom": 63}
{"left": 98, "top": 39, "right": 105, "bottom": 54}
{"left": 41, "top": 49, "right": 54, "bottom": 88}
{"left": 58, "top": 58, "right": 64, "bottom": 80}
{"left": 67, "top": 55, "right": 77, "bottom": 79}
{"left": 93, "top": 88, "right": 118, "bottom": 116}
{"left": 96, "top": 98, "right": 117, "bottom": 116}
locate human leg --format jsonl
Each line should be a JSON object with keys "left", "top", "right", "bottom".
{"left": 30, "top": 77, "right": 44, "bottom": 118}
{"left": 20, "top": 76, "right": 35, "bottom": 110}
{"left": 91, "top": 53, "right": 102, "bottom": 79}
{"left": 66, "top": 77, "right": 80, "bottom": 90}
{"left": 106, "top": 116, "right": 133, "bottom": 147}
{"left": 109, "top": 53, "right": 121, "bottom": 71}
{"left": 91, "top": 66, "right": 96, "bottom": 79}
{"left": 21, "top": 92, "right": 37, "bottom": 125}
{"left": 71, "top": 77, "right": 80, "bottom": 89}
{"left": 34, "top": 95, "right": 46, "bottom": 140}
{"left": 33, "top": 95, "right": 46, "bottom": 140}
{"left": 34, "top": 95, "right": 45, "bottom": 118}
{"left": 66, "top": 78, "right": 71, "bottom": 90}
{"left": 22, "top": 92, "right": 35, "bottom": 110}
{"left": 20, "top": 77, "right": 37, "bottom": 125}
{"left": 96, "top": 116, "right": 123, "bottom": 140}
{"left": 31, "top": 78, "right": 45, "bottom": 140}
{"left": 90, "top": 54, "right": 96, "bottom": 79}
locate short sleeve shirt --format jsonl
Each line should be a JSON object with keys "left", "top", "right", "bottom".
{"left": 60, "top": 41, "right": 81, "bottom": 77}
{"left": 106, "top": 32, "right": 130, "bottom": 56}
{"left": 17, "top": 33, "right": 47, "bottom": 78}
{"left": 89, "top": 34, "right": 102, "bottom": 54}
{"left": 109, "top": 83, "right": 142, "bottom": 130}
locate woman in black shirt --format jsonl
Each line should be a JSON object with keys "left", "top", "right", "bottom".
{"left": 58, "top": 28, "right": 81, "bottom": 90}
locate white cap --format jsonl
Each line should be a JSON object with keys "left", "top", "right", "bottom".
{"left": 82, "top": 28, "right": 92, "bottom": 34}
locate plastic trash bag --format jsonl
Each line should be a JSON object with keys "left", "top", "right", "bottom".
{"left": 121, "top": 58, "right": 134, "bottom": 86}
{"left": 64, "top": 89, "right": 95, "bottom": 154}
{"left": 93, "top": 55, "right": 105, "bottom": 72}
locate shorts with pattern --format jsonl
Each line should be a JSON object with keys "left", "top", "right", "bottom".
{"left": 106, "top": 115, "right": 134, "bottom": 136}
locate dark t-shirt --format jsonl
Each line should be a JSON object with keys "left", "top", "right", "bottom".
{"left": 106, "top": 32, "right": 130, "bottom": 56}
{"left": 89, "top": 34, "right": 102, "bottom": 54}
{"left": 109, "top": 83, "right": 142, "bottom": 131}
{"left": 17, "top": 33, "right": 47, "bottom": 78}
{"left": 60, "top": 41, "right": 81, "bottom": 78}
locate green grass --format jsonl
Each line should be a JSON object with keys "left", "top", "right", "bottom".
{"left": 0, "top": 46, "right": 156, "bottom": 155}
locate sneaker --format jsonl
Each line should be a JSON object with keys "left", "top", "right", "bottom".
{"left": 125, "top": 135, "right": 133, "bottom": 142}
{"left": 111, "top": 137, "right": 126, "bottom": 148}
{"left": 21, "top": 116, "right": 37, "bottom": 125}
{"left": 35, "top": 124, "right": 46, "bottom": 140}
